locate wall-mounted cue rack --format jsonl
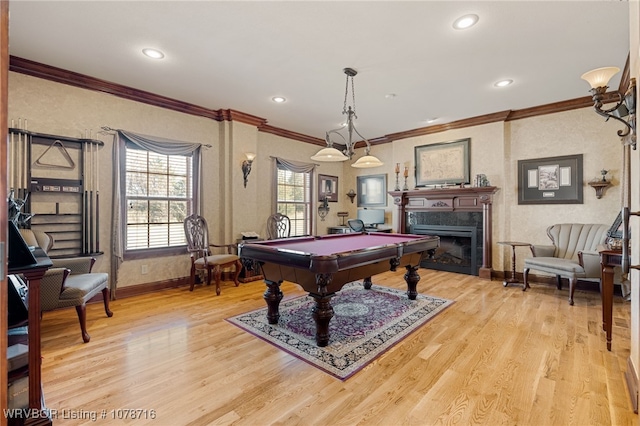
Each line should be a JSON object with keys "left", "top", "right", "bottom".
{"left": 9, "top": 127, "right": 104, "bottom": 258}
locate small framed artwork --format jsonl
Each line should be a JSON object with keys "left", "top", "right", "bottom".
{"left": 318, "top": 174, "right": 338, "bottom": 202}
{"left": 414, "top": 138, "right": 470, "bottom": 187}
{"left": 357, "top": 174, "right": 387, "bottom": 207}
{"left": 517, "top": 154, "right": 583, "bottom": 204}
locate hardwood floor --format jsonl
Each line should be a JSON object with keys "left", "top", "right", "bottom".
{"left": 39, "top": 270, "right": 636, "bottom": 425}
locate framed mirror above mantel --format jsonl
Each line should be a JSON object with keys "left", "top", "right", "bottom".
{"left": 388, "top": 186, "right": 499, "bottom": 279}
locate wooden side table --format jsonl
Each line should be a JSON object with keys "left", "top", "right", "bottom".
{"left": 498, "top": 241, "right": 531, "bottom": 287}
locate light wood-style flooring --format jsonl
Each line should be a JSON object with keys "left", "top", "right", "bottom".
{"left": 40, "top": 270, "right": 636, "bottom": 425}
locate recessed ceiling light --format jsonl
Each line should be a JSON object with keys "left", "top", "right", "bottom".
{"left": 272, "top": 96, "right": 286, "bottom": 103}
{"left": 453, "top": 14, "right": 479, "bottom": 30}
{"left": 494, "top": 79, "right": 514, "bottom": 87}
{"left": 142, "top": 48, "right": 165, "bottom": 59}
{"left": 385, "top": 93, "right": 397, "bottom": 99}
{"left": 426, "top": 118, "right": 438, "bottom": 124}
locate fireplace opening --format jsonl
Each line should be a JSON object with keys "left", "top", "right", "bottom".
{"left": 411, "top": 224, "right": 478, "bottom": 275}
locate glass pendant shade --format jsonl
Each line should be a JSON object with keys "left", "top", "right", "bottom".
{"left": 581, "top": 67, "right": 620, "bottom": 89}
{"left": 352, "top": 155, "right": 384, "bottom": 168}
{"left": 310, "top": 147, "right": 349, "bottom": 162}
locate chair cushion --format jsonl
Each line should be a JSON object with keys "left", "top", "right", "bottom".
{"left": 195, "top": 254, "right": 239, "bottom": 267}
{"left": 58, "top": 272, "right": 109, "bottom": 307}
{"left": 524, "top": 256, "right": 586, "bottom": 276}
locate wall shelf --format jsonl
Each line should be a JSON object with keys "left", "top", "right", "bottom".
{"left": 588, "top": 180, "right": 611, "bottom": 199}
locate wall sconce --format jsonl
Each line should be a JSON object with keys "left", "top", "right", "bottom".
{"left": 581, "top": 68, "right": 636, "bottom": 149}
{"left": 346, "top": 189, "right": 356, "bottom": 203}
{"left": 318, "top": 195, "right": 330, "bottom": 221}
{"left": 242, "top": 152, "right": 255, "bottom": 188}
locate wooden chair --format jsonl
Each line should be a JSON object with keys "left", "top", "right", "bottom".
{"left": 267, "top": 213, "right": 291, "bottom": 239}
{"left": 183, "top": 214, "right": 242, "bottom": 295}
{"left": 19, "top": 228, "right": 112, "bottom": 343}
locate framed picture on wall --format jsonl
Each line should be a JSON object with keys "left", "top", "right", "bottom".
{"left": 318, "top": 174, "right": 338, "bottom": 202}
{"left": 414, "top": 138, "right": 470, "bottom": 187}
{"left": 357, "top": 174, "right": 387, "bottom": 207}
{"left": 517, "top": 154, "right": 583, "bottom": 204}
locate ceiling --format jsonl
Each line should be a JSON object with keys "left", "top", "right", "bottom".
{"left": 7, "top": 1, "right": 631, "bottom": 143}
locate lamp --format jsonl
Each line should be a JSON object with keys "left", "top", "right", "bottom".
{"left": 311, "top": 67, "right": 383, "bottom": 168}
{"left": 318, "top": 195, "right": 330, "bottom": 221}
{"left": 581, "top": 67, "right": 636, "bottom": 149}
{"left": 242, "top": 152, "right": 255, "bottom": 188}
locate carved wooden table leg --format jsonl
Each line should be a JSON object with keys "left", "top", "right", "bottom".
{"left": 311, "top": 295, "right": 335, "bottom": 347}
{"left": 404, "top": 264, "right": 421, "bottom": 300}
{"left": 263, "top": 279, "right": 283, "bottom": 324}
{"left": 363, "top": 276, "right": 372, "bottom": 289}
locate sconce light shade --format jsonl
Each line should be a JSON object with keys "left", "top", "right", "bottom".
{"left": 581, "top": 67, "right": 620, "bottom": 89}
{"left": 310, "top": 147, "right": 349, "bottom": 162}
{"left": 352, "top": 155, "right": 384, "bottom": 168}
{"left": 242, "top": 153, "right": 255, "bottom": 188}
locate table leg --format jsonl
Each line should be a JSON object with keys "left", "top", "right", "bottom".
{"left": 602, "top": 264, "right": 614, "bottom": 351}
{"left": 363, "top": 276, "right": 372, "bottom": 289}
{"left": 504, "top": 245, "right": 519, "bottom": 287}
{"left": 311, "top": 295, "right": 334, "bottom": 347}
{"left": 404, "top": 264, "right": 421, "bottom": 300}
{"left": 263, "top": 279, "right": 283, "bottom": 324}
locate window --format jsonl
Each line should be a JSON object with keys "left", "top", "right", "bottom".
{"left": 276, "top": 166, "right": 311, "bottom": 236}
{"left": 125, "top": 147, "right": 194, "bottom": 251}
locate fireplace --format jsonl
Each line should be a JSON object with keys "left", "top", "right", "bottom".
{"left": 389, "top": 186, "right": 498, "bottom": 279}
{"left": 411, "top": 224, "right": 478, "bottom": 275}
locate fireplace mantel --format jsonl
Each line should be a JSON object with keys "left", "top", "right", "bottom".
{"left": 389, "top": 187, "right": 500, "bottom": 279}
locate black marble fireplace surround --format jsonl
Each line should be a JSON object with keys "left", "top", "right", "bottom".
{"left": 410, "top": 213, "right": 482, "bottom": 275}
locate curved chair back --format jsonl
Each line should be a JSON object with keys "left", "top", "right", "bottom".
{"left": 546, "top": 223, "right": 609, "bottom": 260}
{"left": 184, "top": 214, "right": 210, "bottom": 258}
{"left": 348, "top": 219, "right": 365, "bottom": 232}
{"left": 19, "top": 228, "right": 54, "bottom": 253}
{"left": 267, "top": 213, "right": 291, "bottom": 239}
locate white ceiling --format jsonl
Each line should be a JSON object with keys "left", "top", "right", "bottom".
{"left": 7, "top": 1, "right": 631, "bottom": 142}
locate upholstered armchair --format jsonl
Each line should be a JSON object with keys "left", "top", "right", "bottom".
{"left": 523, "top": 223, "right": 609, "bottom": 305}
{"left": 19, "top": 229, "right": 112, "bottom": 343}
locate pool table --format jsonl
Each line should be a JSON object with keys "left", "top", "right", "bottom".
{"left": 238, "top": 232, "right": 439, "bottom": 346}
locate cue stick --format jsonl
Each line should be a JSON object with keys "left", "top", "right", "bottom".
{"left": 21, "top": 120, "right": 27, "bottom": 200}
{"left": 10, "top": 122, "right": 16, "bottom": 194}
{"left": 89, "top": 141, "right": 94, "bottom": 253}
{"left": 83, "top": 142, "right": 89, "bottom": 254}
{"left": 95, "top": 141, "right": 100, "bottom": 252}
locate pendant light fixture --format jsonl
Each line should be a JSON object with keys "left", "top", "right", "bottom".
{"left": 311, "top": 67, "right": 383, "bottom": 168}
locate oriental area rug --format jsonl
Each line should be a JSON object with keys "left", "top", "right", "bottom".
{"left": 226, "top": 282, "right": 453, "bottom": 380}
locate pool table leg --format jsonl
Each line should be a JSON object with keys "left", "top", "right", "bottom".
{"left": 311, "top": 295, "right": 334, "bottom": 347}
{"left": 363, "top": 277, "right": 372, "bottom": 289}
{"left": 263, "top": 279, "right": 283, "bottom": 324}
{"left": 404, "top": 264, "right": 421, "bottom": 300}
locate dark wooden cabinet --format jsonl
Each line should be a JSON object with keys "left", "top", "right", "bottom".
{"left": 7, "top": 249, "right": 52, "bottom": 425}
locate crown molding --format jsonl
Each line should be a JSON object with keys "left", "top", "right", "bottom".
{"left": 10, "top": 55, "right": 613, "bottom": 148}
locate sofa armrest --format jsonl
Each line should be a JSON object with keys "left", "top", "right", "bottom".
{"left": 51, "top": 257, "right": 96, "bottom": 274}
{"left": 578, "top": 251, "right": 602, "bottom": 277}
{"left": 531, "top": 244, "right": 555, "bottom": 257}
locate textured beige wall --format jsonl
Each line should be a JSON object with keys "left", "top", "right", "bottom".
{"left": 8, "top": 72, "right": 219, "bottom": 288}
{"left": 7, "top": 70, "right": 626, "bottom": 292}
